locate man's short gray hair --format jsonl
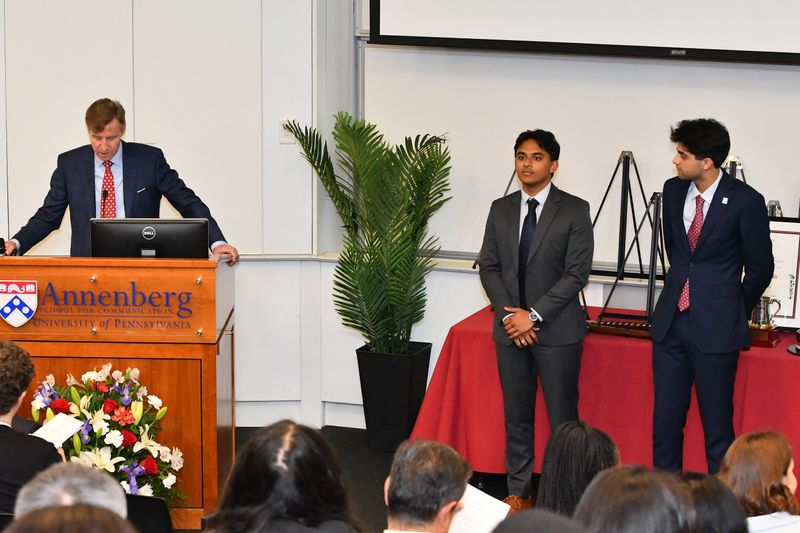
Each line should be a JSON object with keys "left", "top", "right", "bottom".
{"left": 14, "top": 463, "right": 127, "bottom": 518}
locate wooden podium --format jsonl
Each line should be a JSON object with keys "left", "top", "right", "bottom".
{"left": 0, "top": 256, "right": 235, "bottom": 530}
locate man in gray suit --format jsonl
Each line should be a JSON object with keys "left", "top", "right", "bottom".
{"left": 478, "top": 129, "right": 593, "bottom": 512}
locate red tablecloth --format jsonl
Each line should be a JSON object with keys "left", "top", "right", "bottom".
{"left": 412, "top": 306, "right": 800, "bottom": 473}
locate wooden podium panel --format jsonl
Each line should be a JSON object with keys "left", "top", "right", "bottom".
{"left": 0, "top": 257, "right": 234, "bottom": 530}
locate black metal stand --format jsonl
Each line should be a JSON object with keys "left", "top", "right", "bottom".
{"left": 592, "top": 192, "right": 665, "bottom": 329}
{"left": 592, "top": 151, "right": 655, "bottom": 279}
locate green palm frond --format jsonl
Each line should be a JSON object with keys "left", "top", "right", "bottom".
{"left": 286, "top": 112, "right": 451, "bottom": 354}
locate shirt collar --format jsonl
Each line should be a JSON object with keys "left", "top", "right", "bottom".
{"left": 688, "top": 169, "right": 722, "bottom": 204}
{"left": 521, "top": 181, "right": 552, "bottom": 206}
{"left": 94, "top": 142, "right": 124, "bottom": 171}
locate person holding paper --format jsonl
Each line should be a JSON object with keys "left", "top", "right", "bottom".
{"left": 478, "top": 130, "right": 593, "bottom": 512}
{"left": 0, "top": 340, "right": 61, "bottom": 513}
{"left": 384, "top": 440, "right": 471, "bottom": 533}
{"left": 4, "top": 98, "right": 239, "bottom": 263}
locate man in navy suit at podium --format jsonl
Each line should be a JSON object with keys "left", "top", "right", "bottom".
{"left": 4, "top": 98, "right": 239, "bottom": 263}
{"left": 651, "top": 118, "right": 773, "bottom": 474}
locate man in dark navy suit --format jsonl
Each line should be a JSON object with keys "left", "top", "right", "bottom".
{"left": 4, "top": 98, "right": 238, "bottom": 263}
{"left": 651, "top": 118, "right": 774, "bottom": 474}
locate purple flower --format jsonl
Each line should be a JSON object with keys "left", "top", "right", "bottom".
{"left": 120, "top": 461, "right": 146, "bottom": 494}
{"left": 79, "top": 420, "right": 92, "bottom": 445}
{"left": 114, "top": 384, "right": 133, "bottom": 406}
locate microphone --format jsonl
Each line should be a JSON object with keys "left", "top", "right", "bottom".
{"left": 101, "top": 189, "right": 108, "bottom": 217}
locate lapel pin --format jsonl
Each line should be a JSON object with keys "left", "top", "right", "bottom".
{"left": 722, "top": 197, "right": 729, "bottom": 204}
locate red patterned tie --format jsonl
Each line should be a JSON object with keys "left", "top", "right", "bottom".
{"left": 101, "top": 160, "right": 117, "bottom": 218}
{"left": 678, "top": 195, "right": 704, "bottom": 311}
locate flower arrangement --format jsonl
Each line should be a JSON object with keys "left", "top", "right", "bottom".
{"left": 31, "top": 363, "right": 183, "bottom": 503}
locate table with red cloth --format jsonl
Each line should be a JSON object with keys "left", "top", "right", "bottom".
{"left": 411, "top": 306, "right": 800, "bottom": 473}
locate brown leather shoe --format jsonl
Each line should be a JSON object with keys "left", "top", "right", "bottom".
{"left": 503, "top": 494, "right": 533, "bottom": 515}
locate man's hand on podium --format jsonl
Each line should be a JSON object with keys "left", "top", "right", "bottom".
{"left": 3, "top": 238, "right": 17, "bottom": 256}
{"left": 211, "top": 243, "right": 239, "bottom": 265}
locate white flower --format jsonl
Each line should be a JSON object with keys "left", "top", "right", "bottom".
{"left": 129, "top": 368, "right": 140, "bottom": 382}
{"left": 120, "top": 481, "right": 131, "bottom": 494}
{"left": 66, "top": 373, "right": 79, "bottom": 386}
{"left": 147, "top": 395, "right": 162, "bottom": 410}
{"left": 81, "top": 370, "right": 99, "bottom": 383}
{"left": 112, "top": 370, "right": 124, "bottom": 383}
{"left": 136, "top": 386, "right": 148, "bottom": 400}
{"left": 71, "top": 453, "right": 93, "bottom": 467}
{"left": 133, "top": 425, "right": 170, "bottom": 458}
{"left": 45, "top": 374, "right": 55, "bottom": 386}
{"left": 31, "top": 396, "right": 46, "bottom": 411}
{"left": 162, "top": 474, "right": 177, "bottom": 489}
{"left": 158, "top": 448, "right": 172, "bottom": 462}
{"left": 137, "top": 484, "right": 154, "bottom": 497}
{"left": 97, "top": 363, "right": 113, "bottom": 381}
{"left": 79, "top": 396, "right": 91, "bottom": 411}
{"left": 170, "top": 447, "right": 184, "bottom": 471}
{"left": 104, "top": 430, "right": 123, "bottom": 448}
{"left": 69, "top": 403, "right": 80, "bottom": 416}
{"left": 79, "top": 447, "right": 125, "bottom": 473}
{"left": 83, "top": 408, "right": 110, "bottom": 435}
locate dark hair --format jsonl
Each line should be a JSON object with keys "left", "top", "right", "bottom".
{"left": 669, "top": 118, "right": 730, "bottom": 168}
{"left": 206, "top": 420, "right": 360, "bottom": 532}
{"left": 0, "top": 340, "right": 35, "bottom": 415}
{"left": 514, "top": 129, "right": 560, "bottom": 160}
{"left": 387, "top": 439, "right": 472, "bottom": 528}
{"left": 5, "top": 504, "right": 137, "bottom": 533}
{"left": 718, "top": 430, "right": 800, "bottom": 517}
{"left": 85, "top": 98, "right": 126, "bottom": 133}
{"left": 678, "top": 472, "right": 748, "bottom": 533}
{"left": 573, "top": 466, "right": 693, "bottom": 533}
{"left": 492, "top": 509, "right": 586, "bottom": 533}
{"left": 535, "top": 421, "right": 619, "bottom": 516}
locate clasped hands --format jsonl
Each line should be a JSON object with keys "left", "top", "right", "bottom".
{"left": 502, "top": 306, "right": 539, "bottom": 349}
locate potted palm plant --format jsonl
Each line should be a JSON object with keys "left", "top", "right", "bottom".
{"left": 284, "top": 112, "right": 451, "bottom": 451}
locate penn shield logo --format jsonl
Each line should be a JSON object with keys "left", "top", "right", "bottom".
{"left": 0, "top": 280, "right": 38, "bottom": 327}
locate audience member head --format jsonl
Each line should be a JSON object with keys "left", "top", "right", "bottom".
{"left": 573, "top": 465, "right": 693, "bottom": 533}
{"left": 535, "top": 420, "right": 619, "bottom": 516}
{"left": 678, "top": 472, "right": 748, "bottom": 533}
{"left": 5, "top": 504, "right": 136, "bottom": 533}
{"left": 385, "top": 439, "right": 472, "bottom": 533}
{"left": 207, "top": 419, "right": 359, "bottom": 532}
{"left": 669, "top": 118, "right": 730, "bottom": 168}
{"left": 85, "top": 98, "right": 126, "bottom": 133}
{"left": 0, "top": 340, "right": 35, "bottom": 418}
{"left": 718, "top": 430, "right": 799, "bottom": 517}
{"left": 492, "top": 509, "right": 586, "bottom": 533}
{"left": 14, "top": 463, "right": 127, "bottom": 518}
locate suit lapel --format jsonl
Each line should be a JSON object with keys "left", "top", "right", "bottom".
{"left": 500, "top": 192, "right": 522, "bottom": 274}
{"left": 694, "top": 171, "right": 733, "bottom": 252}
{"left": 81, "top": 147, "right": 96, "bottom": 221}
{"left": 121, "top": 141, "right": 136, "bottom": 216}
{"left": 525, "top": 185, "right": 561, "bottom": 264}
{"left": 671, "top": 180, "right": 692, "bottom": 254}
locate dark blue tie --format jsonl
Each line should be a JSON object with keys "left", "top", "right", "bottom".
{"left": 519, "top": 198, "right": 539, "bottom": 309}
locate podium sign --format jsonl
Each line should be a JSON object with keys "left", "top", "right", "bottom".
{"left": 0, "top": 256, "right": 234, "bottom": 530}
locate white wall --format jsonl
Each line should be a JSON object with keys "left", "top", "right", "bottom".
{"left": 364, "top": 46, "right": 800, "bottom": 264}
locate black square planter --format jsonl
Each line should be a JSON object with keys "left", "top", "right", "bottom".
{"left": 356, "top": 341, "right": 431, "bottom": 452}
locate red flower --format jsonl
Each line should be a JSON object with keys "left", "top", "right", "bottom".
{"left": 121, "top": 430, "right": 138, "bottom": 448}
{"left": 102, "top": 399, "right": 119, "bottom": 414}
{"left": 50, "top": 398, "right": 71, "bottom": 414}
{"left": 95, "top": 381, "right": 109, "bottom": 393}
{"left": 140, "top": 455, "right": 159, "bottom": 475}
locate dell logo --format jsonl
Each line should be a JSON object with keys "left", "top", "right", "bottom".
{"left": 142, "top": 226, "right": 156, "bottom": 240}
